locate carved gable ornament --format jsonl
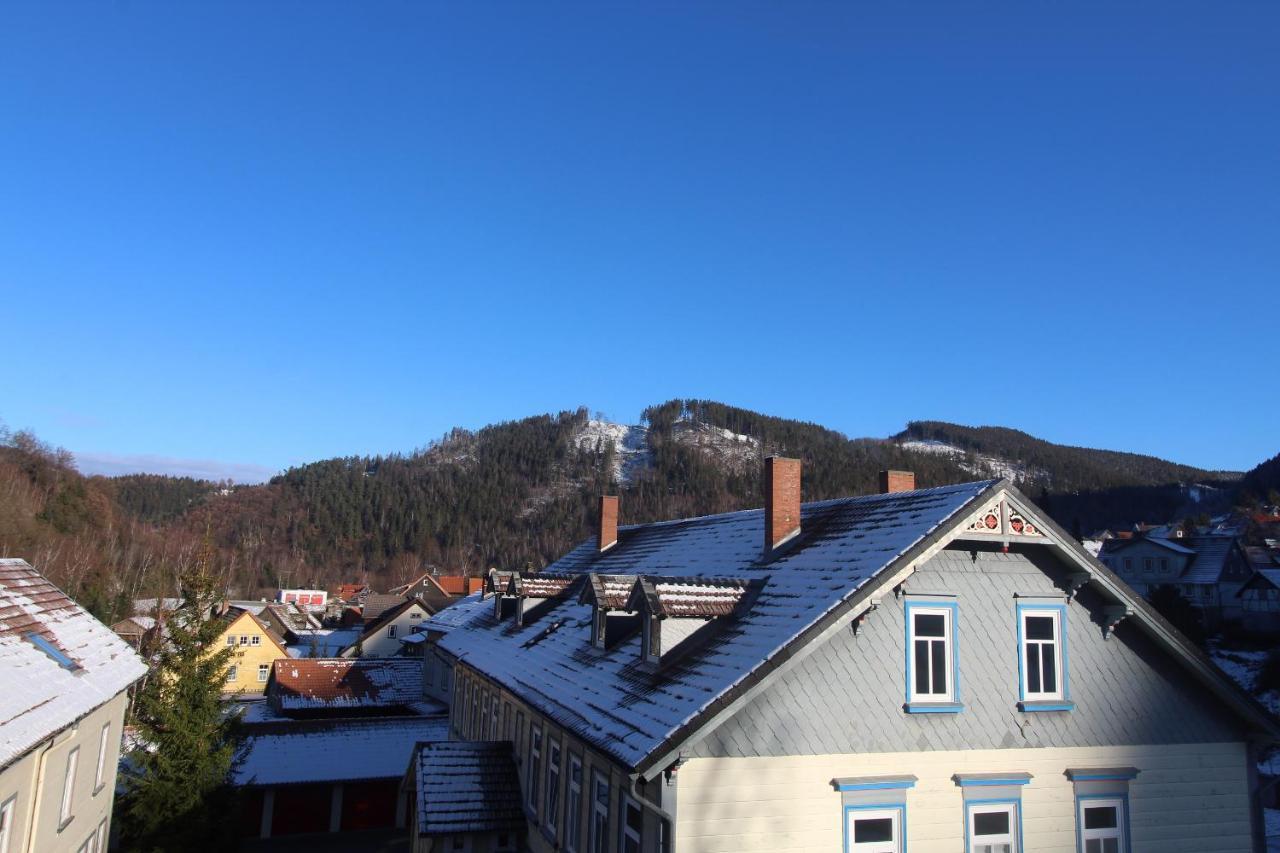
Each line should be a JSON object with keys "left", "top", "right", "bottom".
{"left": 963, "top": 496, "right": 1046, "bottom": 539}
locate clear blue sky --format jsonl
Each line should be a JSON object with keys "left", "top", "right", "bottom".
{"left": 1, "top": 2, "right": 1276, "bottom": 480}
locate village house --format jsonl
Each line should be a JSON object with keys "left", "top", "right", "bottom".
{"left": 234, "top": 657, "right": 447, "bottom": 841}
{"left": 109, "top": 614, "right": 159, "bottom": 651}
{"left": 403, "top": 740, "right": 526, "bottom": 853}
{"left": 1099, "top": 533, "right": 1255, "bottom": 627}
{"left": 210, "top": 605, "right": 291, "bottom": 696}
{"left": 340, "top": 598, "right": 434, "bottom": 658}
{"left": 0, "top": 558, "right": 147, "bottom": 853}
{"left": 424, "top": 463, "right": 1280, "bottom": 853}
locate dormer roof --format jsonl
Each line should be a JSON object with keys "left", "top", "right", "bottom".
{"left": 513, "top": 573, "right": 577, "bottom": 599}
{"left": 582, "top": 574, "right": 637, "bottom": 610}
{"left": 627, "top": 576, "right": 761, "bottom": 619}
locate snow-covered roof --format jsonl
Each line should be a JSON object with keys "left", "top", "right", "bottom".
{"left": 1, "top": 559, "right": 148, "bottom": 768}
{"left": 438, "top": 481, "right": 995, "bottom": 770}
{"left": 1182, "top": 535, "right": 1241, "bottom": 584}
{"left": 413, "top": 741, "right": 525, "bottom": 836}
{"left": 270, "top": 657, "right": 435, "bottom": 713}
{"left": 511, "top": 573, "right": 576, "bottom": 599}
{"left": 1100, "top": 536, "right": 1196, "bottom": 557}
{"left": 233, "top": 716, "right": 448, "bottom": 786}
{"left": 638, "top": 577, "right": 755, "bottom": 618}
{"left": 420, "top": 600, "right": 481, "bottom": 634}
{"left": 132, "top": 597, "right": 182, "bottom": 615}
{"left": 286, "top": 628, "right": 362, "bottom": 658}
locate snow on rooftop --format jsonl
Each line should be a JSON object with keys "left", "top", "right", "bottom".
{"left": 1, "top": 559, "right": 147, "bottom": 767}
{"left": 234, "top": 716, "right": 448, "bottom": 786}
{"left": 272, "top": 657, "right": 429, "bottom": 711}
{"left": 414, "top": 741, "right": 525, "bottom": 835}
{"left": 439, "top": 481, "right": 995, "bottom": 769}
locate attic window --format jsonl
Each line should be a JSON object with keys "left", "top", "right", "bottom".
{"left": 628, "top": 577, "right": 762, "bottom": 665}
{"left": 25, "top": 632, "right": 78, "bottom": 671}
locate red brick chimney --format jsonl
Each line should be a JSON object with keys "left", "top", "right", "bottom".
{"left": 598, "top": 495, "right": 619, "bottom": 552}
{"left": 879, "top": 470, "right": 916, "bottom": 494}
{"left": 765, "top": 456, "right": 802, "bottom": 550}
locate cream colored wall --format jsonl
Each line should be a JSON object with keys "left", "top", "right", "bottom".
{"left": 356, "top": 603, "right": 430, "bottom": 657}
{"left": 674, "top": 742, "right": 1253, "bottom": 853}
{"left": 215, "top": 614, "right": 287, "bottom": 696}
{"left": 0, "top": 690, "right": 130, "bottom": 853}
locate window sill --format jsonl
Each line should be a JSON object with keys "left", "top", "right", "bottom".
{"left": 1018, "top": 700, "right": 1074, "bottom": 712}
{"left": 904, "top": 701, "right": 964, "bottom": 714}
{"left": 93, "top": 783, "right": 105, "bottom": 797}
{"left": 57, "top": 815, "right": 74, "bottom": 833}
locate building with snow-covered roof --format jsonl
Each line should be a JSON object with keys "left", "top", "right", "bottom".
{"left": 436, "top": 463, "right": 1280, "bottom": 853}
{"left": 340, "top": 597, "right": 434, "bottom": 658}
{"left": 209, "top": 605, "right": 290, "bottom": 696}
{"left": 267, "top": 657, "right": 444, "bottom": 718}
{"left": 404, "top": 740, "right": 525, "bottom": 853}
{"left": 1099, "top": 533, "right": 1254, "bottom": 625}
{"left": 0, "top": 558, "right": 147, "bottom": 853}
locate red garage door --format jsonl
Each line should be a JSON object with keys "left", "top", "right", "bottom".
{"left": 271, "top": 784, "right": 332, "bottom": 835}
{"left": 341, "top": 780, "right": 399, "bottom": 831}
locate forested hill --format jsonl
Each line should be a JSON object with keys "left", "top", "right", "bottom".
{"left": 0, "top": 402, "right": 1250, "bottom": 617}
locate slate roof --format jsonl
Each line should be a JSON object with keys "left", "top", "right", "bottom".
{"left": 414, "top": 741, "right": 525, "bottom": 836}
{"left": 437, "top": 481, "right": 995, "bottom": 769}
{"left": 363, "top": 593, "right": 409, "bottom": 623}
{"left": 0, "top": 559, "right": 147, "bottom": 767}
{"left": 1182, "top": 535, "right": 1242, "bottom": 584}
{"left": 1100, "top": 536, "right": 1195, "bottom": 557}
{"left": 234, "top": 716, "right": 448, "bottom": 786}
{"left": 270, "top": 657, "right": 432, "bottom": 712}
{"left": 286, "top": 628, "right": 362, "bottom": 658}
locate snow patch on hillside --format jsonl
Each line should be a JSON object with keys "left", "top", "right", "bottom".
{"left": 575, "top": 420, "right": 653, "bottom": 484}
{"left": 898, "top": 439, "right": 1046, "bottom": 483}
{"left": 671, "top": 421, "right": 762, "bottom": 473}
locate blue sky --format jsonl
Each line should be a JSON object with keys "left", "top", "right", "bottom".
{"left": 1, "top": 2, "right": 1276, "bottom": 480}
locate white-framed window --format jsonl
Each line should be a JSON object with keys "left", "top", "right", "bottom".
{"left": 528, "top": 725, "right": 543, "bottom": 814}
{"left": 566, "top": 754, "right": 584, "bottom": 852}
{"left": 257, "top": 664, "right": 270, "bottom": 682}
{"left": 0, "top": 794, "right": 16, "bottom": 853}
{"left": 225, "top": 665, "right": 238, "bottom": 683}
{"left": 93, "top": 723, "right": 111, "bottom": 792}
{"left": 906, "top": 602, "right": 956, "bottom": 705}
{"left": 387, "top": 625, "right": 398, "bottom": 639}
{"left": 251, "top": 635, "right": 261, "bottom": 646}
{"left": 546, "top": 738, "right": 563, "bottom": 837}
{"left": 94, "top": 818, "right": 107, "bottom": 853}
{"left": 239, "top": 635, "right": 248, "bottom": 645}
{"left": 1019, "top": 607, "right": 1065, "bottom": 701}
{"left": 225, "top": 635, "right": 235, "bottom": 646}
{"left": 1078, "top": 797, "right": 1126, "bottom": 853}
{"left": 491, "top": 699, "right": 499, "bottom": 741}
{"left": 620, "top": 792, "right": 642, "bottom": 853}
{"left": 481, "top": 694, "right": 491, "bottom": 740}
{"left": 968, "top": 802, "right": 1018, "bottom": 853}
{"left": 846, "top": 806, "right": 902, "bottom": 853}
{"left": 590, "top": 771, "right": 610, "bottom": 853}
{"left": 59, "top": 746, "right": 79, "bottom": 827}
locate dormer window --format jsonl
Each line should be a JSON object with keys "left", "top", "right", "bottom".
{"left": 511, "top": 573, "right": 577, "bottom": 627}
{"left": 582, "top": 574, "right": 640, "bottom": 650}
{"left": 627, "top": 577, "right": 760, "bottom": 666}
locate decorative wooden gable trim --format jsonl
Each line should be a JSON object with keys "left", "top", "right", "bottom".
{"left": 957, "top": 493, "right": 1047, "bottom": 543}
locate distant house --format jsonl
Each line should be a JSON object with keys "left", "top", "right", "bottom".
{"left": 0, "top": 558, "right": 147, "bottom": 853}
{"left": 1238, "top": 570, "right": 1280, "bottom": 634}
{"left": 429, "top": 466, "right": 1280, "bottom": 853}
{"left": 210, "top": 606, "right": 291, "bottom": 696}
{"left": 403, "top": 741, "right": 525, "bottom": 853}
{"left": 340, "top": 598, "right": 433, "bottom": 658}
{"left": 276, "top": 588, "right": 328, "bottom": 611}
{"left": 256, "top": 601, "right": 322, "bottom": 645}
{"left": 1099, "top": 534, "right": 1254, "bottom": 625}
{"left": 110, "top": 614, "right": 160, "bottom": 651}
{"left": 391, "top": 572, "right": 486, "bottom": 611}
{"left": 234, "top": 657, "right": 447, "bottom": 841}
{"left": 361, "top": 592, "right": 415, "bottom": 625}
{"left": 332, "top": 583, "right": 371, "bottom": 606}
{"left": 286, "top": 628, "right": 363, "bottom": 659}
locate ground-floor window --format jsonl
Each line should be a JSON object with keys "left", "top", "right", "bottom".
{"left": 846, "top": 806, "right": 902, "bottom": 853}
{"left": 967, "top": 802, "right": 1019, "bottom": 853}
{"left": 1078, "top": 797, "right": 1126, "bottom": 853}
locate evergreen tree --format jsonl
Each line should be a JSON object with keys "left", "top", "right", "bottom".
{"left": 117, "top": 542, "right": 242, "bottom": 852}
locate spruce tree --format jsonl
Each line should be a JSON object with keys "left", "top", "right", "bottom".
{"left": 118, "top": 542, "right": 242, "bottom": 852}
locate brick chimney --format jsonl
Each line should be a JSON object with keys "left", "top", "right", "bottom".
{"left": 879, "top": 470, "right": 916, "bottom": 494}
{"left": 598, "top": 495, "right": 619, "bottom": 552}
{"left": 765, "top": 456, "right": 802, "bottom": 550}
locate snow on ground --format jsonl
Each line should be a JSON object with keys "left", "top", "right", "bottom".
{"left": 1208, "top": 641, "right": 1280, "bottom": 717}
{"left": 575, "top": 420, "right": 653, "bottom": 484}
{"left": 898, "top": 440, "right": 1046, "bottom": 483}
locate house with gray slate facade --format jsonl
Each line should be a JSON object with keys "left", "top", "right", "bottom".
{"left": 1099, "top": 533, "right": 1254, "bottom": 627}
{"left": 420, "top": 461, "right": 1280, "bottom": 853}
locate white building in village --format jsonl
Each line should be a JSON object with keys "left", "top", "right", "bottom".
{"left": 0, "top": 558, "right": 147, "bottom": 853}
{"left": 417, "top": 463, "right": 1280, "bottom": 853}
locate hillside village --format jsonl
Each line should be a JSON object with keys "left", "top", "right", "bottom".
{"left": 5, "top": 450, "right": 1280, "bottom": 852}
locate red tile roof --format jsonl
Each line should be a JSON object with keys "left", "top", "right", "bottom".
{"left": 433, "top": 576, "right": 483, "bottom": 596}
{"left": 269, "top": 657, "right": 424, "bottom": 712}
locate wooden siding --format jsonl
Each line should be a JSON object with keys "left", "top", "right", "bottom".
{"left": 675, "top": 742, "right": 1253, "bottom": 853}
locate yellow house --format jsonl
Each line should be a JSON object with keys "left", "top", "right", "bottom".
{"left": 212, "top": 608, "right": 290, "bottom": 696}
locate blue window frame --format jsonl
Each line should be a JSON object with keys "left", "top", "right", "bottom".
{"left": 1067, "top": 767, "right": 1138, "bottom": 853}
{"left": 1016, "top": 603, "right": 1073, "bottom": 711}
{"left": 955, "top": 773, "right": 1030, "bottom": 853}
{"left": 903, "top": 599, "right": 961, "bottom": 713}
{"left": 835, "top": 776, "right": 914, "bottom": 853}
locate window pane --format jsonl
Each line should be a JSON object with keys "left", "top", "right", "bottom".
{"left": 1040, "top": 645, "right": 1057, "bottom": 693}
{"left": 915, "top": 613, "right": 945, "bottom": 637}
{"left": 973, "top": 810, "right": 1010, "bottom": 836}
{"left": 1026, "top": 615, "right": 1055, "bottom": 640}
{"left": 931, "top": 640, "right": 946, "bottom": 694}
{"left": 1026, "top": 643, "right": 1041, "bottom": 693}
{"left": 1084, "top": 806, "right": 1117, "bottom": 829}
{"left": 914, "top": 640, "right": 930, "bottom": 694}
{"left": 1085, "top": 841, "right": 1101, "bottom": 853}
{"left": 1102, "top": 840, "right": 1119, "bottom": 853}
{"left": 853, "top": 818, "right": 893, "bottom": 843}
